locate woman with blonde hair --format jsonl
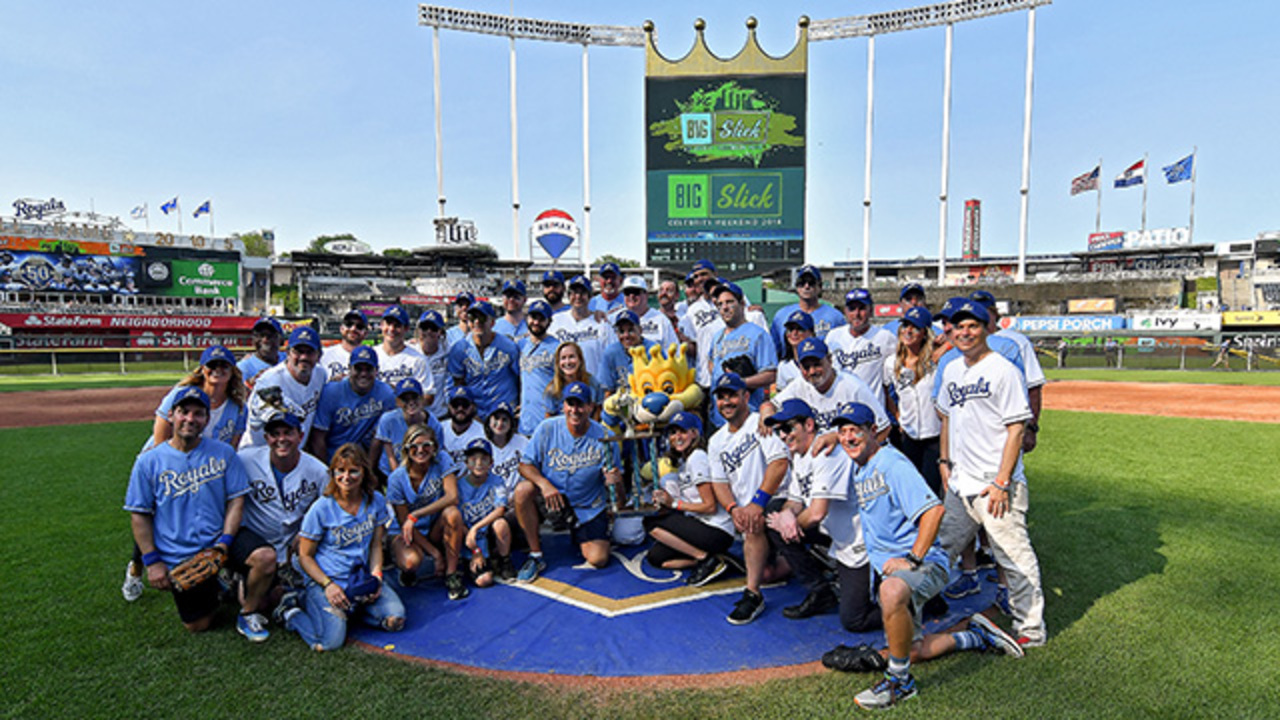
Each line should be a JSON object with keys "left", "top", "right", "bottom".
{"left": 882, "top": 307, "right": 942, "bottom": 495}
{"left": 544, "top": 341, "right": 603, "bottom": 420}
{"left": 385, "top": 424, "right": 465, "bottom": 596}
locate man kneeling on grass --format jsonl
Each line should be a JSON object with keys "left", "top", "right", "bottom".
{"left": 829, "top": 404, "right": 1023, "bottom": 711}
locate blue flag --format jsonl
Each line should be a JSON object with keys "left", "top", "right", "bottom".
{"left": 1163, "top": 154, "right": 1193, "bottom": 184}
{"left": 160, "top": 197, "right": 178, "bottom": 215}
{"left": 193, "top": 200, "right": 212, "bottom": 218}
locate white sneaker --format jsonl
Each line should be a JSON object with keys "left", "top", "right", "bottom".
{"left": 122, "top": 563, "right": 144, "bottom": 602}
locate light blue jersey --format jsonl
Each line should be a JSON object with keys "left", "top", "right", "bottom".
{"left": 770, "top": 302, "right": 846, "bottom": 356}
{"left": 447, "top": 333, "right": 521, "bottom": 419}
{"left": 237, "top": 351, "right": 284, "bottom": 385}
{"left": 588, "top": 294, "right": 624, "bottom": 315}
{"left": 296, "top": 492, "right": 389, "bottom": 588}
{"left": 522, "top": 417, "right": 618, "bottom": 524}
{"left": 852, "top": 445, "right": 946, "bottom": 573}
{"left": 123, "top": 438, "right": 250, "bottom": 567}
{"left": 708, "top": 321, "right": 777, "bottom": 425}
{"left": 517, "top": 334, "right": 560, "bottom": 437}
{"left": 457, "top": 471, "right": 508, "bottom": 558}
{"left": 600, "top": 339, "right": 656, "bottom": 394}
{"left": 493, "top": 315, "right": 528, "bottom": 341}
{"left": 385, "top": 456, "right": 453, "bottom": 535}
{"left": 141, "top": 385, "right": 247, "bottom": 453}
{"left": 312, "top": 379, "right": 396, "bottom": 459}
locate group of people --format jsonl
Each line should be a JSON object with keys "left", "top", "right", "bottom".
{"left": 121, "top": 258, "right": 1049, "bottom": 710}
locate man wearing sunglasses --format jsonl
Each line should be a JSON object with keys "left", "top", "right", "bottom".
{"left": 309, "top": 346, "right": 396, "bottom": 462}
{"left": 759, "top": 337, "right": 889, "bottom": 441}
{"left": 320, "top": 309, "right": 370, "bottom": 382}
{"left": 769, "top": 264, "right": 846, "bottom": 357}
{"left": 244, "top": 326, "right": 327, "bottom": 449}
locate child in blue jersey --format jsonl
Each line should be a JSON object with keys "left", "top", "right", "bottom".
{"left": 309, "top": 345, "right": 396, "bottom": 462}
{"left": 457, "top": 439, "right": 515, "bottom": 589}
{"left": 276, "top": 443, "right": 404, "bottom": 652}
{"left": 372, "top": 378, "right": 445, "bottom": 479}
{"left": 386, "top": 424, "right": 463, "bottom": 590}
{"left": 484, "top": 402, "right": 528, "bottom": 504}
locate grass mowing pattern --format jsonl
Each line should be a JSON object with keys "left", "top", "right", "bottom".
{"left": 2, "top": 412, "right": 1276, "bottom": 718}
{"left": 1045, "top": 368, "right": 1280, "bottom": 386}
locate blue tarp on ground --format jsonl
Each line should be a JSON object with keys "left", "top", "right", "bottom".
{"left": 351, "top": 533, "right": 995, "bottom": 677}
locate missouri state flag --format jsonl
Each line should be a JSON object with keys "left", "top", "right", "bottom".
{"left": 1114, "top": 160, "right": 1145, "bottom": 188}
{"left": 193, "top": 200, "right": 212, "bottom": 218}
{"left": 1070, "top": 165, "right": 1100, "bottom": 196}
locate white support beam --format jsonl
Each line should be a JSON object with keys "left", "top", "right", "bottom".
{"left": 810, "top": 0, "right": 1051, "bottom": 41}
{"left": 419, "top": 5, "right": 645, "bottom": 46}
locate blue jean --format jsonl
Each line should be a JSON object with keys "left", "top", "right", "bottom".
{"left": 287, "top": 581, "right": 405, "bottom": 651}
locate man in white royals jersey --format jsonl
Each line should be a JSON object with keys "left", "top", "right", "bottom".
{"left": 825, "top": 288, "right": 898, "bottom": 408}
{"left": 970, "top": 290, "right": 1045, "bottom": 453}
{"left": 707, "top": 373, "right": 789, "bottom": 626}
{"left": 319, "top": 309, "right": 369, "bottom": 383}
{"left": 760, "top": 337, "right": 890, "bottom": 440}
{"left": 621, "top": 275, "right": 678, "bottom": 349}
{"left": 548, "top": 275, "right": 611, "bottom": 381}
{"left": 935, "top": 300, "right": 1047, "bottom": 649}
{"left": 375, "top": 305, "right": 430, "bottom": 391}
{"left": 243, "top": 326, "right": 327, "bottom": 449}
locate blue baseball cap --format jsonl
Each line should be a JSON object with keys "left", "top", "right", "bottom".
{"left": 969, "top": 290, "right": 997, "bottom": 309}
{"left": 263, "top": 410, "right": 302, "bottom": 431}
{"left": 783, "top": 310, "right": 815, "bottom": 332}
{"left": 382, "top": 305, "right": 410, "bottom": 326}
{"left": 502, "top": 279, "right": 527, "bottom": 296}
{"left": 796, "top": 264, "right": 822, "bottom": 284}
{"left": 490, "top": 401, "right": 516, "bottom": 418}
{"left": 713, "top": 372, "right": 747, "bottom": 395}
{"left": 394, "top": 378, "right": 423, "bottom": 397}
{"left": 542, "top": 270, "right": 565, "bottom": 284}
{"left": 466, "top": 300, "right": 496, "bottom": 319}
{"left": 692, "top": 259, "right": 717, "bottom": 274}
{"left": 449, "top": 386, "right": 475, "bottom": 405}
{"left": 684, "top": 271, "right": 698, "bottom": 285}
{"left": 795, "top": 337, "right": 828, "bottom": 362}
{"left": 454, "top": 291, "right": 475, "bottom": 306}
{"left": 200, "top": 345, "right": 234, "bottom": 367}
{"left": 171, "top": 386, "right": 210, "bottom": 410}
{"left": 417, "top": 309, "right": 445, "bottom": 329}
{"left": 903, "top": 306, "right": 933, "bottom": 330}
{"left": 832, "top": 403, "right": 878, "bottom": 428}
{"left": 614, "top": 310, "right": 641, "bottom": 328}
{"left": 568, "top": 274, "right": 592, "bottom": 291}
{"left": 900, "top": 283, "right": 926, "bottom": 300}
{"left": 599, "top": 262, "right": 621, "bottom": 277}
{"left": 464, "top": 438, "right": 494, "bottom": 457}
{"left": 938, "top": 296, "right": 969, "bottom": 320}
{"left": 253, "top": 317, "right": 283, "bottom": 335}
{"left": 712, "top": 281, "right": 743, "bottom": 301}
{"left": 526, "top": 299, "right": 553, "bottom": 318}
{"left": 563, "top": 381, "right": 593, "bottom": 404}
{"left": 764, "top": 398, "right": 814, "bottom": 427}
{"left": 667, "top": 411, "right": 702, "bottom": 434}
{"left": 349, "top": 345, "right": 378, "bottom": 369}
{"left": 845, "top": 288, "right": 873, "bottom": 307}
{"left": 287, "top": 326, "right": 320, "bottom": 352}
{"left": 342, "top": 309, "right": 367, "bottom": 325}
{"left": 950, "top": 300, "right": 990, "bottom": 326}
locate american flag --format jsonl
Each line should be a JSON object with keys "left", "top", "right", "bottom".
{"left": 1070, "top": 165, "right": 1100, "bottom": 196}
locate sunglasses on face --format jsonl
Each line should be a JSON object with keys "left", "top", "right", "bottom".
{"left": 775, "top": 422, "right": 797, "bottom": 437}
{"left": 343, "top": 321, "right": 367, "bottom": 330}
{"left": 205, "top": 361, "right": 232, "bottom": 371}
{"left": 408, "top": 442, "right": 436, "bottom": 452}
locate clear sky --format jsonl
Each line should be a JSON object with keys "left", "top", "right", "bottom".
{"left": 3, "top": 1, "right": 1276, "bottom": 265}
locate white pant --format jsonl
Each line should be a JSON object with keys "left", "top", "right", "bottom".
{"left": 938, "top": 483, "right": 1046, "bottom": 643}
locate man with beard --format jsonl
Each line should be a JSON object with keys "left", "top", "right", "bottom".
{"left": 309, "top": 346, "right": 396, "bottom": 462}
{"left": 244, "top": 326, "right": 327, "bottom": 449}
{"left": 540, "top": 270, "right": 568, "bottom": 315}
{"left": 237, "top": 317, "right": 285, "bottom": 388}
{"left": 517, "top": 300, "right": 560, "bottom": 437}
{"left": 493, "top": 279, "right": 529, "bottom": 340}
{"left": 588, "top": 261, "right": 624, "bottom": 316}
{"left": 319, "top": 310, "right": 369, "bottom": 382}
{"left": 769, "top": 265, "right": 846, "bottom": 356}
{"left": 441, "top": 387, "right": 486, "bottom": 472}
{"left": 825, "top": 288, "right": 898, "bottom": 408}
{"left": 447, "top": 300, "right": 521, "bottom": 420}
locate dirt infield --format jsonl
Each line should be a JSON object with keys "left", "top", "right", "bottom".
{"left": 4, "top": 379, "right": 1279, "bottom": 430}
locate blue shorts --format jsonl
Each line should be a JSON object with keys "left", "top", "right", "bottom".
{"left": 570, "top": 510, "right": 610, "bottom": 546}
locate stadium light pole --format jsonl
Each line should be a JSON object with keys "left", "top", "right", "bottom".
{"left": 582, "top": 44, "right": 592, "bottom": 273}
{"left": 432, "top": 25, "right": 445, "bottom": 219}
{"left": 1016, "top": 5, "right": 1037, "bottom": 283}
{"left": 861, "top": 37, "right": 876, "bottom": 287}
{"left": 937, "top": 22, "right": 953, "bottom": 286}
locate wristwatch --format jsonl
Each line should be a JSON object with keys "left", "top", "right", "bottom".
{"left": 905, "top": 552, "right": 923, "bottom": 570}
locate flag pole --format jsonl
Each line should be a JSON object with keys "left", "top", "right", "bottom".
{"left": 1095, "top": 158, "right": 1102, "bottom": 233}
{"left": 177, "top": 199, "right": 183, "bottom": 235}
{"left": 1140, "top": 152, "right": 1148, "bottom": 232}
{"left": 1188, "top": 146, "right": 1197, "bottom": 243}
{"left": 210, "top": 206, "right": 215, "bottom": 237}
{"left": 145, "top": 203, "right": 150, "bottom": 231}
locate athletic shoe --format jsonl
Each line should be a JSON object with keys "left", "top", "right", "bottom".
{"left": 493, "top": 555, "right": 517, "bottom": 583}
{"left": 822, "top": 644, "right": 887, "bottom": 673}
{"left": 782, "top": 585, "right": 838, "bottom": 619}
{"left": 1017, "top": 635, "right": 1046, "bottom": 648}
{"left": 446, "top": 572, "right": 470, "bottom": 601}
{"left": 968, "top": 613, "right": 1024, "bottom": 658}
{"left": 236, "top": 612, "right": 270, "bottom": 643}
{"left": 685, "top": 554, "right": 727, "bottom": 587}
{"left": 995, "top": 585, "right": 1012, "bottom": 615}
{"left": 975, "top": 549, "right": 997, "bottom": 571}
{"left": 121, "top": 563, "right": 143, "bottom": 602}
{"left": 944, "top": 572, "right": 981, "bottom": 599}
{"left": 726, "top": 589, "right": 765, "bottom": 625}
{"left": 516, "top": 556, "right": 546, "bottom": 583}
{"left": 855, "top": 672, "right": 917, "bottom": 710}
{"left": 272, "top": 591, "right": 301, "bottom": 626}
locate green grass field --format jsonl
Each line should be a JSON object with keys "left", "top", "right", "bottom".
{"left": 0, "top": 371, "right": 185, "bottom": 393}
{"left": 3, "top": 409, "right": 1277, "bottom": 718}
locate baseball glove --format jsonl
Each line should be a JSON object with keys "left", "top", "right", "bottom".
{"left": 821, "top": 644, "right": 888, "bottom": 673}
{"left": 170, "top": 547, "right": 226, "bottom": 592}
{"left": 721, "top": 354, "right": 757, "bottom": 379}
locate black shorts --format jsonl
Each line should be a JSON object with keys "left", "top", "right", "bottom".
{"left": 171, "top": 527, "right": 270, "bottom": 624}
{"left": 644, "top": 512, "right": 734, "bottom": 567}
{"left": 569, "top": 510, "right": 610, "bottom": 546}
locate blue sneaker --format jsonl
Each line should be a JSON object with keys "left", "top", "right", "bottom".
{"left": 944, "top": 572, "right": 980, "bottom": 599}
{"left": 995, "top": 585, "right": 1012, "bottom": 615}
{"left": 968, "top": 613, "right": 1024, "bottom": 658}
{"left": 855, "top": 672, "right": 917, "bottom": 710}
{"left": 517, "top": 556, "right": 546, "bottom": 583}
{"left": 236, "top": 612, "right": 270, "bottom": 643}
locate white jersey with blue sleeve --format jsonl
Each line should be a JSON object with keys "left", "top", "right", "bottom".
{"left": 296, "top": 492, "right": 389, "bottom": 587}
{"left": 238, "top": 446, "right": 327, "bottom": 563}
{"left": 521, "top": 417, "right": 618, "bottom": 524}
{"left": 123, "top": 439, "right": 250, "bottom": 567}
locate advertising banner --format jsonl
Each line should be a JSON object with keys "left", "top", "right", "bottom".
{"left": 1129, "top": 311, "right": 1221, "bottom": 332}
{"left": 1221, "top": 311, "right": 1280, "bottom": 327}
{"left": 1067, "top": 298, "right": 1118, "bottom": 313}
{"left": 0, "top": 313, "right": 261, "bottom": 332}
{"left": 1, "top": 237, "right": 238, "bottom": 298}
{"left": 645, "top": 26, "right": 806, "bottom": 276}
{"left": 1002, "top": 315, "right": 1127, "bottom": 333}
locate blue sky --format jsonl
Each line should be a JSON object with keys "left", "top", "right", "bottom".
{"left": 3, "top": 1, "right": 1276, "bottom": 265}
